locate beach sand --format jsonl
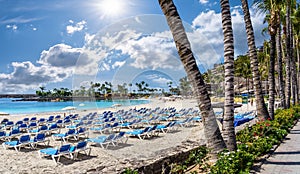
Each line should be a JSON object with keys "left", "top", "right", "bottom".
{"left": 0, "top": 98, "right": 256, "bottom": 174}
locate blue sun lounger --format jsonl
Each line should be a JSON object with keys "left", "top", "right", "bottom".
{"left": 112, "top": 132, "right": 128, "bottom": 145}
{"left": 70, "top": 141, "right": 91, "bottom": 159}
{"left": 30, "top": 133, "right": 50, "bottom": 148}
{"left": 4, "top": 128, "right": 21, "bottom": 141}
{"left": 125, "top": 126, "right": 155, "bottom": 140}
{"left": 52, "top": 129, "right": 76, "bottom": 143}
{"left": 156, "top": 121, "right": 176, "bottom": 133}
{"left": 85, "top": 134, "right": 116, "bottom": 148}
{"left": 38, "top": 144, "right": 73, "bottom": 164}
{"left": 2, "top": 134, "right": 31, "bottom": 151}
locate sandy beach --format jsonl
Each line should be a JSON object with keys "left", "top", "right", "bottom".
{"left": 0, "top": 98, "right": 256, "bottom": 174}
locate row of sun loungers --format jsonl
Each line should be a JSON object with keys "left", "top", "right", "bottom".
{"left": 38, "top": 141, "right": 91, "bottom": 164}
{"left": 52, "top": 127, "right": 88, "bottom": 143}
{"left": 86, "top": 132, "right": 128, "bottom": 148}
{"left": 2, "top": 133, "right": 49, "bottom": 151}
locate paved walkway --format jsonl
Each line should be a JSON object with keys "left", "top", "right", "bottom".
{"left": 257, "top": 121, "right": 300, "bottom": 174}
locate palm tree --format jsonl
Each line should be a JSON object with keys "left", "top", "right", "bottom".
{"left": 220, "top": 0, "right": 236, "bottom": 151}
{"left": 242, "top": 60, "right": 252, "bottom": 93}
{"left": 135, "top": 82, "right": 142, "bottom": 94}
{"left": 235, "top": 56, "right": 249, "bottom": 94}
{"left": 128, "top": 83, "right": 132, "bottom": 94}
{"left": 254, "top": 0, "right": 283, "bottom": 119}
{"left": 293, "top": 5, "right": 300, "bottom": 104}
{"left": 79, "top": 86, "right": 86, "bottom": 96}
{"left": 93, "top": 82, "right": 101, "bottom": 97}
{"left": 290, "top": 1, "right": 298, "bottom": 105}
{"left": 268, "top": 35, "right": 276, "bottom": 119}
{"left": 39, "top": 86, "right": 46, "bottom": 97}
{"left": 240, "top": 0, "right": 270, "bottom": 120}
{"left": 276, "top": 13, "right": 286, "bottom": 108}
{"left": 179, "top": 76, "right": 192, "bottom": 96}
{"left": 158, "top": 0, "right": 226, "bottom": 157}
{"left": 285, "top": 0, "right": 292, "bottom": 108}
{"left": 39, "top": 86, "right": 45, "bottom": 93}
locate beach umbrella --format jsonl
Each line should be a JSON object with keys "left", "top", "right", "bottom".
{"left": 61, "top": 106, "right": 77, "bottom": 111}
{"left": 79, "top": 103, "right": 85, "bottom": 107}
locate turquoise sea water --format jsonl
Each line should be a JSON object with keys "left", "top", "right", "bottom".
{"left": 0, "top": 98, "right": 149, "bottom": 115}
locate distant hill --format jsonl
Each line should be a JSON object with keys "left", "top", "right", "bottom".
{"left": 0, "top": 94, "right": 37, "bottom": 98}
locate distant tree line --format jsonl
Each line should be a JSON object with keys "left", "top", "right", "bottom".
{"left": 35, "top": 77, "right": 194, "bottom": 100}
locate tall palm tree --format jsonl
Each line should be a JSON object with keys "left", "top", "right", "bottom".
{"left": 39, "top": 86, "right": 46, "bottom": 97}
{"left": 276, "top": 14, "right": 286, "bottom": 108}
{"left": 254, "top": 0, "right": 283, "bottom": 119}
{"left": 290, "top": 1, "right": 298, "bottom": 105}
{"left": 158, "top": 0, "right": 226, "bottom": 157}
{"left": 179, "top": 76, "right": 192, "bottom": 96}
{"left": 268, "top": 34, "right": 276, "bottom": 119}
{"left": 240, "top": 0, "right": 270, "bottom": 120}
{"left": 235, "top": 55, "right": 251, "bottom": 94}
{"left": 220, "top": 0, "right": 236, "bottom": 151}
{"left": 285, "top": 0, "right": 292, "bottom": 108}
{"left": 128, "top": 83, "right": 132, "bottom": 94}
{"left": 293, "top": 5, "right": 300, "bottom": 103}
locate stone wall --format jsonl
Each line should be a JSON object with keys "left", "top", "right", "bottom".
{"left": 116, "top": 140, "right": 206, "bottom": 174}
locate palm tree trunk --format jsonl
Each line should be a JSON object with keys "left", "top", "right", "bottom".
{"left": 296, "top": 40, "right": 300, "bottom": 104}
{"left": 158, "top": 0, "right": 226, "bottom": 157}
{"left": 286, "top": 0, "right": 292, "bottom": 108}
{"left": 240, "top": 0, "right": 270, "bottom": 119}
{"left": 276, "top": 24, "right": 286, "bottom": 108}
{"left": 291, "top": 24, "right": 296, "bottom": 106}
{"left": 220, "top": 0, "right": 236, "bottom": 151}
{"left": 268, "top": 34, "right": 276, "bottom": 119}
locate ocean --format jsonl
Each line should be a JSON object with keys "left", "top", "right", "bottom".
{"left": 0, "top": 98, "right": 149, "bottom": 115}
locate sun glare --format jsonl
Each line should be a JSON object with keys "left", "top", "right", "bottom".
{"left": 100, "top": 0, "right": 126, "bottom": 18}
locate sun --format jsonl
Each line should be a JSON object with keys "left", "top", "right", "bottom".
{"left": 99, "top": 0, "right": 126, "bottom": 18}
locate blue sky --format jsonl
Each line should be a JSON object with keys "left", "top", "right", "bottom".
{"left": 0, "top": 0, "right": 268, "bottom": 94}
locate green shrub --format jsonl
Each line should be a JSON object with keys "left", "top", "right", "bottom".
{"left": 210, "top": 150, "right": 255, "bottom": 174}
{"left": 212, "top": 105, "right": 299, "bottom": 173}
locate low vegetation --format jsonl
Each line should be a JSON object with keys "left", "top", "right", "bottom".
{"left": 210, "top": 105, "right": 299, "bottom": 173}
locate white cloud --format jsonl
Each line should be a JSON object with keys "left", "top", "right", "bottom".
{"left": 84, "top": 33, "right": 96, "bottom": 46}
{"left": 86, "top": 29, "right": 182, "bottom": 72}
{"left": 38, "top": 44, "right": 85, "bottom": 67}
{"left": 66, "top": 20, "right": 87, "bottom": 34}
{"left": 0, "top": 61, "right": 71, "bottom": 93}
{"left": 147, "top": 75, "right": 171, "bottom": 85}
{"left": 113, "top": 31, "right": 181, "bottom": 70}
{"left": 100, "top": 29, "right": 142, "bottom": 50}
{"left": 0, "top": 16, "right": 41, "bottom": 25}
{"left": 0, "top": 43, "right": 99, "bottom": 93}
{"left": 192, "top": 7, "right": 267, "bottom": 58}
{"left": 37, "top": 43, "right": 101, "bottom": 76}
{"left": 112, "top": 61, "right": 126, "bottom": 69}
{"left": 199, "top": 0, "right": 209, "bottom": 4}
{"left": 99, "top": 62, "right": 111, "bottom": 71}
{"left": 6, "top": 24, "right": 18, "bottom": 31}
